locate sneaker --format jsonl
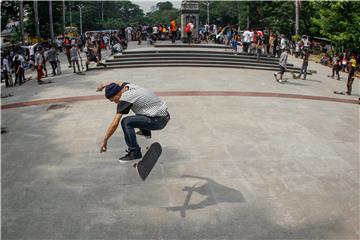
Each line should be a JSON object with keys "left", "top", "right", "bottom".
{"left": 136, "top": 130, "right": 152, "bottom": 139}
{"left": 119, "top": 150, "right": 142, "bottom": 163}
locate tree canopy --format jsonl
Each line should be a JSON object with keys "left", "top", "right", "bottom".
{"left": 1, "top": 0, "right": 359, "bottom": 51}
{"left": 310, "top": 1, "right": 360, "bottom": 51}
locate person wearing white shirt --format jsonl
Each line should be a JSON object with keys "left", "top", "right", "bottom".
{"left": 242, "top": 28, "right": 251, "bottom": 53}
{"left": 152, "top": 25, "right": 159, "bottom": 40}
{"left": 35, "top": 48, "right": 44, "bottom": 83}
{"left": 126, "top": 26, "right": 133, "bottom": 42}
{"left": 185, "top": 21, "right": 194, "bottom": 44}
{"left": 280, "top": 36, "right": 287, "bottom": 54}
{"left": 21, "top": 43, "right": 38, "bottom": 58}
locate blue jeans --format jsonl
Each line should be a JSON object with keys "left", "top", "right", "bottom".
{"left": 121, "top": 114, "right": 170, "bottom": 152}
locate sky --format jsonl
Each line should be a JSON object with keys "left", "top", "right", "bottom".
{"left": 130, "top": 0, "right": 182, "bottom": 13}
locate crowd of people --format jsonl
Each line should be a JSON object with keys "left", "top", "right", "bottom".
{"left": 1, "top": 21, "right": 359, "bottom": 98}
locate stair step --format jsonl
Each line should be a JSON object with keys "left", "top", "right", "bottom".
{"left": 115, "top": 53, "right": 280, "bottom": 63}
{"left": 154, "top": 44, "right": 232, "bottom": 49}
{"left": 92, "top": 62, "right": 303, "bottom": 73}
{"left": 107, "top": 57, "right": 291, "bottom": 66}
{"left": 104, "top": 59, "right": 295, "bottom": 68}
{"left": 122, "top": 49, "right": 270, "bottom": 57}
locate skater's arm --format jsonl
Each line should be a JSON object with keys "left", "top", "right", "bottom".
{"left": 100, "top": 113, "right": 122, "bottom": 153}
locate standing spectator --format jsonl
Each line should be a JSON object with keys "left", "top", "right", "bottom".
{"left": 103, "top": 33, "right": 109, "bottom": 49}
{"left": 12, "top": 53, "right": 23, "bottom": 86}
{"left": 341, "top": 53, "right": 348, "bottom": 72}
{"left": 346, "top": 53, "right": 357, "bottom": 95}
{"left": 126, "top": 26, "right": 133, "bottom": 42}
{"left": 56, "top": 39, "right": 62, "bottom": 52}
{"left": 35, "top": 48, "right": 44, "bottom": 84}
{"left": 280, "top": 35, "right": 287, "bottom": 54}
{"left": 170, "top": 19, "right": 177, "bottom": 44}
{"left": 298, "top": 48, "right": 310, "bottom": 80}
{"left": 203, "top": 22, "right": 209, "bottom": 43}
{"left": 64, "top": 38, "right": 72, "bottom": 68}
{"left": 96, "top": 40, "right": 102, "bottom": 61}
{"left": 225, "top": 26, "right": 232, "bottom": 46}
{"left": 269, "top": 33, "right": 275, "bottom": 57}
{"left": 47, "top": 44, "right": 58, "bottom": 76}
{"left": 1, "top": 54, "right": 12, "bottom": 89}
{"left": 250, "top": 30, "right": 257, "bottom": 55}
{"left": 263, "top": 31, "right": 270, "bottom": 56}
{"left": 19, "top": 52, "right": 26, "bottom": 82}
{"left": 213, "top": 24, "right": 217, "bottom": 35}
{"left": 256, "top": 33, "right": 263, "bottom": 61}
{"left": 136, "top": 26, "right": 142, "bottom": 45}
{"left": 90, "top": 33, "right": 96, "bottom": 45}
{"left": 42, "top": 48, "right": 48, "bottom": 78}
{"left": 242, "top": 28, "right": 251, "bottom": 53}
{"left": 21, "top": 43, "right": 38, "bottom": 60}
{"left": 274, "top": 47, "right": 289, "bottom": 83}
{"left": 329, "top": 53, "right": 340, "bottom": 80}
{"left": 185, "top": 21, "right": 194, "bottom": 44}
{"left": 152, "top": 25, "right": 159, "bottom": 40}
{"left": 70, "top": 44, "right": 81, "bottom": 73}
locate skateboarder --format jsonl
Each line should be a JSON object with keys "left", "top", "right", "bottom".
{"left": 274, "top": 47, "right": 289, "bottom": 83}
{"left": 98, "top": 81, "right": 170, "bottom": 161}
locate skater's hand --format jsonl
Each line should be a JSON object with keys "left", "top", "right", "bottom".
{"left": 96, "top": 83, "right": 105, "bottom": 92}
{"left": 100, "top": 141, "right": 107, "bottom": 153}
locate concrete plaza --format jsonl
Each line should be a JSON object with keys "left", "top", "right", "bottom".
{"left": 1, "top": 43, "right": 359, "bottom": 239}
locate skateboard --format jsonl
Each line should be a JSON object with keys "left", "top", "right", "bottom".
{"left": 333, "top": 91, "right": 345, "bottom": 95}
{"left": 290, "top": 71, "right": 300, "bottom": 79}
{"left": 133, "top": 142, "right": 162, "bottom": 181}
{"left": 38, "top": 80, "right": 52, "bottom": 84}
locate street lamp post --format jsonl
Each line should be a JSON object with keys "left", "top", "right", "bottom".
{"left": 295, "top": 0, "right": 300, "bottom": 35}
{"left": 77, "top": 5, "right": 85, "bottom": 36}
{"left": 69, "top": 5, "right": 72, "bottom": 27}
{"left": 207, "top": 1, "right": 210, "bottom": 24}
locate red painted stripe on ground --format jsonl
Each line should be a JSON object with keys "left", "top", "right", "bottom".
{"left": 1, "top": 91, "right": 358, "bottom": 110}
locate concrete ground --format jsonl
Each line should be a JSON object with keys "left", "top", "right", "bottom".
{"left": 1, "top": 41, "right": 359, "bottom": 240}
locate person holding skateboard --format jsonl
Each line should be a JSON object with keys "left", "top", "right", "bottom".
{"left": 98, "top": 81, "right": 170, "bottom": 161}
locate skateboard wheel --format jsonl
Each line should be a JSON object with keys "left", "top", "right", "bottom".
{"left": 133, "top": 163, "right": 137, "bottom": 168}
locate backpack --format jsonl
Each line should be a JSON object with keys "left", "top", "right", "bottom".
{"left": 185, "top": 24, "right": 191, "bottom": 33}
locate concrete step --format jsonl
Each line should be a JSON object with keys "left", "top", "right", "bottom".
{"left": 93, "top": 62, "right": 303, "bottom": 73}
{"left": 107, "top": 56, "right": 292, "bottom": 66}
{"left": 104, "top": 59, "right": 295, "bottom": 69}
{"left": 121, "top": 49, "right": 276, "bottom": 59}
{"left": 114, "top": 53, "right": 280, "bottom": 63}
{"left": 154, "top": 44, "right": 232, "bottom": 49}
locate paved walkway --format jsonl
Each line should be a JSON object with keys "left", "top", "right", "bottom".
{"left": 1, "top": 41, "right": 359, "bottom": 239}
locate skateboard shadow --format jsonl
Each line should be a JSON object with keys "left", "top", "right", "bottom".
{"left": 166, "top": 175, "right": 245, "bottom": 218}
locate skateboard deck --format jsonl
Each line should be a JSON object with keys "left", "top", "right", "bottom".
{"left": 38, "top": 80, "right": 52, "bottom": 84}
{"left": 290, "top": 71, "right": 300, "bottom": 79}
{"left": 333, "top": 91, "right": 345, "bottom": 95}
{"left": 133, "top": 142, "right": 162, "bottom": 181}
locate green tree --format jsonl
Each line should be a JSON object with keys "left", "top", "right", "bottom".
{"left": 310, "top": 1, "right": 360, "bottom": 51}
{"left": 156, "top": 2, "right": 173, "bottom": 11}
{"left": 1, "top": 1, "right": 20, "bottom": 31}
{"left": 146, "top": 2, "right": 180, "bottom": 26}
